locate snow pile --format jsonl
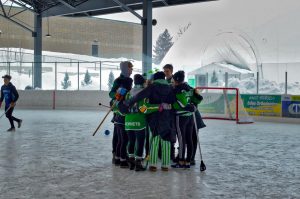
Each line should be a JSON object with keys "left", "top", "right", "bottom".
{"left": 228, "top": 77, "right": 300, "bottom": 94}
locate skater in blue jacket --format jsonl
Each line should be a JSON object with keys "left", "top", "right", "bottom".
{"left": 0, "top": 75, "right": 22, "bottom": 132}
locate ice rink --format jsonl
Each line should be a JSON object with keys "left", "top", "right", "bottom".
{"left": 0, "top": 110, "right": 299, "bottom": 199}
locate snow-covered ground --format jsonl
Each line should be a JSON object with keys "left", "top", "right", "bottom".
{"left": 0, "top": 110, "right": 299, "bottom": 198}
{"left": 0, "top": 49, "right": 142, "bottom": 91}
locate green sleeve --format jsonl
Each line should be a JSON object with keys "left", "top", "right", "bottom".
{"left": 138, "top": 98, "right": 160, "bottom": 114}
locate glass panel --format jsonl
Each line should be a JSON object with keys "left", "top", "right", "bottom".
{"left": 259, "top": 64, "right": 285, "bottom": 94}
{"left": 286, "top": 64, "right": 300, "bottom": 95}
{"left": 79, "top": 62, "right": 100, "bottom": 90}
{"left": 0, "top": 62, "right": 9, "bottom": 85}
{"left": 57, "top": 62, "right": 76, "bottom": 90}
{"left": 8, "top": 62, "right": 33, "bottom": 90}
{"left": 42, "top": 62, "right": 55, "bottom": 90}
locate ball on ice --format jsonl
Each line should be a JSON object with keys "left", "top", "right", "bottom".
{"left": 104, "top": 130, "right": 110, "bottom": 135}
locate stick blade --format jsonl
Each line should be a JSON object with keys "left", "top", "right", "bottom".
{"left": 200, "top": 160, "right": 206, "bottom": 172}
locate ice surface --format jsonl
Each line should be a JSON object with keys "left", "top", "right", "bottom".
{"left": 0, "top": 110, "right": 299, "bottom": 198}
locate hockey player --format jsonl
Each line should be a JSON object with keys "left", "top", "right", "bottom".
{"left": 122, "top": 72, "right": 175, "bottom": 171}
{"left": 171, "top": 71, "right": 203, "bottom": 169}
{"left": 109, "top": 61, "right": 133, "bottom": 98}
{"left": 112, "top": 77, "right": 133, "bottom": 168}
{"left": 109, "top": 61, "right": 133, "bottom": 166}
{"left": 125, "top": 74, "right": 147, "bottom": 171}
{"left": 0, "top": 75, "right": 22, "bottom": 132}
{"left": 163, "top": 64, "right": 173, "bottom": 84}
{"left": 163, "top": 64, "right": 177, "bottom": 162}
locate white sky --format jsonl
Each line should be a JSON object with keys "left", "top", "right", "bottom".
{"left": 97, "top": 0, "right": 300, "bottom": 43}
{"left": 96, "top": 1, "right": 222, "bottom": 41}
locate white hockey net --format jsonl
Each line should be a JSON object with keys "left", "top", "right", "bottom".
{"left": 196, "top": 87, "right": 254, "bottom": 124}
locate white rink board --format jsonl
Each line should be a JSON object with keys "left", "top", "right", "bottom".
{"left": 0, "top": 110, "right": 299, "bottom": 198}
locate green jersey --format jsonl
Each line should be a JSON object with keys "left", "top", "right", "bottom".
{"left": 125, "top": 86, "right": 160, "bottom": 131}
{"left": 173, "top": 84, "right": 203, "bottom": 116}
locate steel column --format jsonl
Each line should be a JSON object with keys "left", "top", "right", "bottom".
{"left": 33, "top": 14, "right": 42, "bottom": 88}
{"left": 142, "top": 0, "right": 152, "bottom": 76}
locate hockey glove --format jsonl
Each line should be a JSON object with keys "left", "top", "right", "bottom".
{"left": 115, "top": 87, "right": 127, "bottom": 101}
{"left": 159, "top": 103, "right": 172, "bottom": 112}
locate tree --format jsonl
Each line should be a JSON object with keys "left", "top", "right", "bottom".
{"left": 211, "top": 70, "right": 218, "bottom": 84}
{"left": 61, "top": 72, "right": 71, "bottom": 89}
{"left": 82, "top": 70, "right": 92, "bottom": 86}
{"left": 108, "top": 71, "right": 115, "bottom": 90}
{"left": 153, "top": 29, "right": 174, "bottom": 65}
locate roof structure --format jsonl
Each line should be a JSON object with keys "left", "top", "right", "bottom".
{"left": 2, "top": 0, "right": 215, "bottom": 17}
{"left": 0, "top": 0, "right": 217, "bottom": 88}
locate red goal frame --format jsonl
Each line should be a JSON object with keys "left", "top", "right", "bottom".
{"left": 196, "top": 87, "right": 253, "bottom": 124}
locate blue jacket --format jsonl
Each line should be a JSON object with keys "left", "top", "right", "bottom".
{"left": 0, "top": 82, "right": 19, "bottom": 108}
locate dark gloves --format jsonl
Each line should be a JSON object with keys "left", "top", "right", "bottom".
{"left": 158, "top": 103, "right": 172, "bottom": 112}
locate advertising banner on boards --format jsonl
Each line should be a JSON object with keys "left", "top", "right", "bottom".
{"left": 242, "top": 95, "right": 282, "bottom": 117}
{"left": 282, "top": 95, "right": 300, "bottom": 118}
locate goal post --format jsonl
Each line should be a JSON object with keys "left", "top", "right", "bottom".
{"left": 196, "top": 87, "right": 254, "bottom": 124}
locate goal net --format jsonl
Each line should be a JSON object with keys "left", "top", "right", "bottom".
{"left": 196, "top": 87, "right": 254, "bottom": 124}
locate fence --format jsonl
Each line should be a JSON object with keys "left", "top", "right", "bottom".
{"left": 0, "top": 61, "right": 141, "bottom": 91}
{"left": 0, "top": 49, "right": 102, "bottom": 63}
{"left": 188, "top": 65, "right": 300, "bottom": 95}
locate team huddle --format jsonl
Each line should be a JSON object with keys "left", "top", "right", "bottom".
{"left": 109, "top": 62, "right": 206, "bottom": 172}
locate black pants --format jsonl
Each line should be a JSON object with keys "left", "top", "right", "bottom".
{"left": 176, "top": 115, "right": 194, "bottom": 163}
{"left": 5, "top": 107, "right": 20, "bottom": 128}
{"left": 115, "top": 124, "right": 128, "bottom": 161}
{"left": 112, "top": 125, "right": 118, "bottom": 154}
{"left": 145, "top": 126, "right": 150, "bottom": 157}
{"left": 127, "top": 129, "right": 146, "bottom": 159}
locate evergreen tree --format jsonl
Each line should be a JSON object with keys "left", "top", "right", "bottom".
{"left": 82, "top": 70, "right": 92, "bottom": 86}
{"left": 108, "top": 71, "right": 115, "bottom": 90}
{"left": 211, "top": 70, "right": 218, "bottom": 84}
{"left": 153, "top": 29, "right": 174, "bottom": 65}
{"left": 61, "top": 72, "right": 71, "bottom": 89}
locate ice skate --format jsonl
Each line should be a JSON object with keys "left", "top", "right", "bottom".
{"left": 7, "top": 127, "right": 15, "bottom": 132}
{"left": 129, "top": 157, "right": 135, "bottom": 170}
{"left": 161, "top": 167, "right": 169, "bottom": 172}
{"left": 18, "top": 119, "right": 22, "bottom": 128}
{"left": 120, "top": 160, "right": 129, "bottom": 168}
{"left": 135, "top": 159, "right": 146, "bottom": 171}
{"left": 149, "top": 166, "right": 157, "bottom": 172}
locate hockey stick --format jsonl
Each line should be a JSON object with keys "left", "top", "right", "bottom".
{"left": 192, "top": 112, "right": 206, "bottom": 172}
{"left": 0, "top": 106, "right": 12, "bottom": 119}
{"left": 92, "top": 101, "right": 117, "bottom": 136}
{"left": 99, "top": 103, "right": 111, "bottom": 109}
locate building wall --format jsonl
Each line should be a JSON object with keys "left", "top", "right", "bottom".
{"left": 0, "top": 6, "right": 142, "bottom": 60}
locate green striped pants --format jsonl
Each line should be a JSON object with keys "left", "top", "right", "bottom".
{"left": 149, "top": 135, "right": 171, "bottom": 168}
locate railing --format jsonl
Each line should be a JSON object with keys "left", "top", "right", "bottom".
{"left": 0, "top": 61, "right": 141, "bottom": 91}
{"left": 0, "top": 49, "right": 101, "bottom": 63}
{"left": 190, "top": 69, "right": 300, "bottom": 95}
